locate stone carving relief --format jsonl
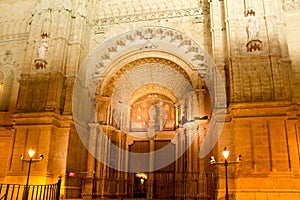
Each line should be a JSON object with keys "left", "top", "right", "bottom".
{"left": 33, "top": 0, "right": 89, "bottom": 20}
{"left": 247, "top": 16, "right": 259, "bottom": 41}
{"left": 35, "top": 32, "right": 50, "bottom": 69}
{"left": 282, "top": 0, "right": 300, "bottom": 11}
{"left": 38, "top": 38, "right": 49, "bottom": 59}
{"left": 102, "top": 58, "right": 192, "bottom": 97}
{"left": 0, "top": 50, "right": 20, "bottom": 111}
{"left": 2, "top": 50, "right": 14, "bottom": 65}
{"left": 87, "top": 27, "right": 211, "bottom": 98}
{"left": 244, "top": 0, "right": 262, "bottom": 52}
{"left": 0, "top": 50, "right": 21, "bottom": 78}
{"left": 94, "top": 7, "right": 204, "bottom": 27}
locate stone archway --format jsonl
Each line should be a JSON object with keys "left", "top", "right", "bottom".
{"left": 73, "top": 25, "right": 226, "bottom": 199}
{"left": 73, "top": 26, "right": 226, "bottom": 173}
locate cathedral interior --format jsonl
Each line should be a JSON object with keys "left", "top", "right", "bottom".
{"left": 0, "top": 0, "right": 299, "bottom": 199}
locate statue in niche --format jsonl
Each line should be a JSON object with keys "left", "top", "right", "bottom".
{"left": 149, "top": 105, "right": 156, "bottom": 122}
{"left": 147, "top": 103, "right": 167, "bottom": 136}
{"left": 247, "top": 16, "right": 259, "bottom": 41}
{"left": 38, "top": 38, "right": 48, "bottom": 59}
{"left": 158, "top": 102, "right": 167, "bottom": 131}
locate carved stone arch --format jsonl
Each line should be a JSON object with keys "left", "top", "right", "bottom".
{"left": 0, "top": 64, "right": 20, "bottom": 111}
{"left": 97, "top": 50, "right": 196, "bottom": 98}
{"left": 73, "top": 26, "right": 226, "bottom": 159}
{"left": 81, "top": 27, "right": 214, "bottom": 98}
{"left": 75, "top": 25, "right": 224, "bottom": 116}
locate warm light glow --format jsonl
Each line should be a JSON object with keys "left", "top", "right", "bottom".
{"left": 222, "top": 147, "right": 230, "bottom": 160}
{"left": 28, "top": 148, "right": 35, "bottom": 158}
{"left": 135, "top": 172, "right": 147, "bottom": 179}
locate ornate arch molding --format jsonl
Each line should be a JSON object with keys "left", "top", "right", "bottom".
{"left": 98, "top": 53, "right": 195, "bottom": 97}
{"left": 78, "top": 26, "right": 215, "bottom": 98}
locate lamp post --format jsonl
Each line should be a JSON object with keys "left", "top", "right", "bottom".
{"left": 209, "top": 147, "right": 242, "bottom": 200}
{"left": 20, "top": 148, "right": 44, "bottom": 200}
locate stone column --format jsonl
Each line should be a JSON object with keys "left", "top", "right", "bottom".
{"left": 196, "top": 89, "right": 207, "bottom": 118}
{"left": 83, "top": 123, "right": 98, "bottom": 199}
{"left": 209, "top": 0, "right": 227, "bottom": 108}
{"left": 147, "top": 139, "right": 155, "bottom": 199}
{"left": 95, "top": 129, "right": 103, "bottom": 197}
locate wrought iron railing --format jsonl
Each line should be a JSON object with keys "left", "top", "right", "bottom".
{"left": 0, "top": 177, "right": 61, "bottom": 200}
{"left": 81, "top": 172, "right": 216, "bottom": 199}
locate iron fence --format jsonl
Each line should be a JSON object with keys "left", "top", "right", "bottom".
{"left": 0, "top": 177, "right": 61, "bottom": 200}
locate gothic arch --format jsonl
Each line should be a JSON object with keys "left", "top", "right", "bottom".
{"left": 73, "top": 26, "right": 227, "bottom": 170}
{"left": 0, "top": 63, "right": 20, "bottom": 112}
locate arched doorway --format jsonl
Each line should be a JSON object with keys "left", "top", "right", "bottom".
{"left": 73, "top": 26, "right": 226, "bottom": 199}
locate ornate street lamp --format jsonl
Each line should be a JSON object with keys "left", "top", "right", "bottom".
{"left": 20, "top": 148, "right": 44, "bottom": 200}
{"left": 209, "top": 147, "right": 242, "bottom": 200}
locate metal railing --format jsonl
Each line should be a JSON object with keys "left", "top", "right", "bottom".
{"left": 0, "top": 177, "right": 61, "bottom": 200}
{"left": 84, "top": 172, "right": 216, "bottom": 199}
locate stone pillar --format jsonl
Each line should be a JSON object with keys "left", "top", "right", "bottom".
{"left": 95, "top": 96, "right": 111, "bottom": 124}
{"left": 196, "top": 89, "right": 207, "bottom": 118}
{"left": 83, "top": 123, "right": 98, "bottom": 199}
{"left": 209, "top": 0, "right": 227, "bottom": 108}
{"left": 209, "top": 0, "right": 227, "bottom": 63}
{"left": 94, "top": 129, "right": 103, "bottom": 197}
{"left": 147, "top": 139, "right": 155, "bottom": 199}
{"left": 175, "top": 102, "right": 179, "bottom": 128}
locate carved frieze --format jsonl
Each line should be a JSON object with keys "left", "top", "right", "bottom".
{"left": 94, "top": 8, "right": 205, "bottom": 27}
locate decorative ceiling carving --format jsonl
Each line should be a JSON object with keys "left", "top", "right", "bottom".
{"left": 102, "top": 57, "right": 192, "bottom": 97}
{"left": 129, "top": 83, "right": 178, "bottom": 106}
{"left": 110, "top": 61, "right": 193, "bottom": 106}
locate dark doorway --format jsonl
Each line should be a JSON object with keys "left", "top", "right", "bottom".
{"left": 154, "top": 140, "right": 175, "bottom": 199}
{"left": 128, "top": 140, "right": 175, "bottom": 199}
{"left": 134, "top": 173, "right": 147, "bottom": 198}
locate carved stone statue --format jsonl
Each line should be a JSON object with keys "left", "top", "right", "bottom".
{"left": 38, "top": 39, "right": 48, "bottom": 59}
{"left": 247, "top": 16, "right": 259, "bottom": 41}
